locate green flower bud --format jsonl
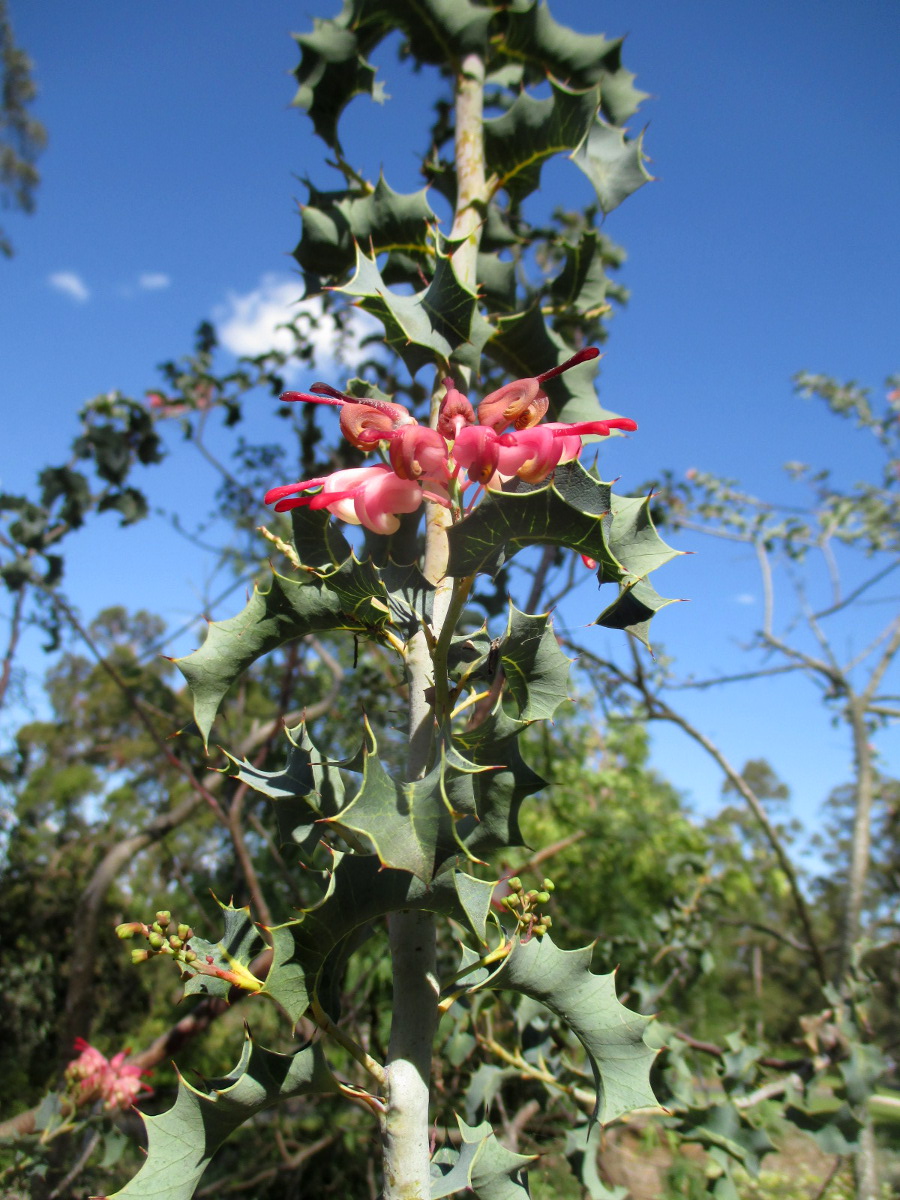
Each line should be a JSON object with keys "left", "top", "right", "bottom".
{"left": 169, "top": 935, "right": 183, "bottom": 950}
{"left": 155, "top": 910, "right": 171, "bottom": 926}
{"left": 131, "top": 948, "right": 150, "bottom": 964}
{"left": 542, "top": 914, "right": 553, "bottom": 928}
{"left": 526, "top": 890, "right": 539, "bottom": 903}
{"left": 536, "top": 891, "right": 550, "bottom": 905}
{"left": 533, "top": 923, "right": 547, "bottom": 936}
{"left": 183, "top": 950, "right": 198, "bottom": 964}
{"left": 507, "top": 877, "right": 522, "bottom": 892}
{"left": 147, "top": 932, "right": 166, "bottom": 950}
{"left": 541, "top": 879, "right": 555, "bottom": 892}
{"left": 177, "top": 924, "right": 192, "bottom": 941}
{"left": 115, "top": 922, "right": 140, "bottom": 940}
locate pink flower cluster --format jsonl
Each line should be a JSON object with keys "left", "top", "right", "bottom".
{"left": 64, "top": 1038, "right": 151, "bottom": 1111}
{"left": 264, "top": 347, "right": 637, "bottom": 535}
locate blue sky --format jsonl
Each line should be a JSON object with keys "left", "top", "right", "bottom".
{"left": 3, "top": 1, "right": 899, "bottom": 840}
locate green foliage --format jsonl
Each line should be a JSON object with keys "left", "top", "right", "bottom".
{"left": 0, "top": 0, "right": 46, "bottom": 256}
{"left": 473, "top": 935, "right": 658, "bottom": 1125}
{"left": 109, "top": 1036, "right": 337, "bottom": 1200}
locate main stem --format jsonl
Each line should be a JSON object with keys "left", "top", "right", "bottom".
{"left": 380, "top": 50, "right": 488, "bottom": 1200}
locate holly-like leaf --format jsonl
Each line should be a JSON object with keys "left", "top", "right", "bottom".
{"left": 447, "top": 462, "right": 681, "bottom": 643}
{"left": 483, "top": 79, "right": 601, "bottom": 204}
{"left": 549, "top": 230, "right": 611, "bottom": 320}
{"left": 454, "top": 705, "right": 546, "bottom": 856}
{"left": 595, "top": 577, "right": 680, "bottom": 649}
{"left": 355, "top": 0, "right": 493, "bottom": 68}
{"left": 431, "top": 1116, "right": 534, "bottom": 1199}
{"left": 497, "top": 4, "right": 648, "bottom": 124}
{"left": 292, "top": 17, "right": 381, "bottom": 151}
{"left": 289, "top": 504, "right": 351, "bottom": 570}
{"left": 571, "top": 119, "right": 653, "bottom": 215}
{"left": 110, "top": 1033, "right": 337, "bottom": 1200}
{"left": 182, "top": 898, "right": 266, "bottom": 1002}
{"left": 225, "top": 723, "right": 346, "bottom": 851}
{"left": 478, "top": 250, "right": 519, "bottom": 313}
{"left": 263, "top": 854, "right": 494, "bottom": 1023}
{"left": 324, "top": 719, "right": 478, "bottom": 880}
{"left": 448, "top": 461, "right": 616, "bottom": 578}
{"left": 296, "top": 173, "right": 436, "bottom": 289}
{"left": 499, "top": 603, "right": 571, "bottom": 721}
{"left": 380, "top": 557, "right": 436, "bottom": 633}
{"left": 174, "top": 558, "right": 393, "bottom": 747}
{"left": 566, "top": 1123, "right": 628, "bottom": 1199}
{"left": 337, "top": 243, "right": 490, "bottom": 375}
{"left": 473, "top": 934, "right": 658, "bottom": 1125}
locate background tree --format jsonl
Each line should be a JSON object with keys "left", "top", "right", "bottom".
{"left": 0, "top": 0, "right": 45, "bottom": 257}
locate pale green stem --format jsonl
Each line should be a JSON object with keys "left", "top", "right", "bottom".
{"left": 381, "top": 50, "right": 488, "bottom": 1200}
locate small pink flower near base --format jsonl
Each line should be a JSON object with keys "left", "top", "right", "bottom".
{"left": 65, "top": 1038, "right": 152, "bottom": 1111}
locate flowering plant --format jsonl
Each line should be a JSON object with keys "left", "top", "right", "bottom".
{"left": 110, "top": 5, "right": 682, "bottom": 1199}
{"left": 265, "top": 347, "right": 638, "bottom": 534}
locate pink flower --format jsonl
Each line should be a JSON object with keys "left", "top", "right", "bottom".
{"left": 266, "top": 350, "right": 637, "bottom": 534}
{"left": 265, "top": 465, "right": 431, "bottom": 535}
{"left": 476, "top": 346, "right": 600, "bottom": 433}
{"left": 65, "top": 1038, "right": 151, "bottom": 1111}
{"left": 282, "top": 385, "right": 415, "bottom": 450}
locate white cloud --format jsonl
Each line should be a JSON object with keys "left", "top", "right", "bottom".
{"left": 213, "top": 274, "right": 377, "bottom": 376}
{"left": 138, "top": 272, "right": 171, "bottom": 291}
{"left": 48, "top": 271, "right": 90, "bottom": 303}
{"left": 734, "top": 593, "right": 756, "bottom": 606}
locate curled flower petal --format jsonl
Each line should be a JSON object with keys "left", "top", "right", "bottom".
{"left": 497, "top": 426, "right": 563, "bottom": 483}
{"left": 265, "top": 465, "right": 425, "bottom": 535}
{"left": 387, "top": 425, "right": 450, "bottom": 483}
{"left": 477, "top": 347, "right": 601, "bottom": 433}
{"left": 281, "top": 386, "right": 415, "bottom": 450}
{"left": 477, "top": 377, "right": 548, "bottom": 433}
{"left": 453, "top": 424, "right": 501, "bottom": 485}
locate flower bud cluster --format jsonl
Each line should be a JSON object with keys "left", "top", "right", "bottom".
{"left": 265, "top": 349, "right": 637, "bottom": 535}
{"left": 499, "top": 876, "right": 556, "bottom": 940}
{"left": 64, "top": 1038, "right": 151, "bottom": 1112}
{"left": 116, "top": 910, "right": 198, "bottom": 971}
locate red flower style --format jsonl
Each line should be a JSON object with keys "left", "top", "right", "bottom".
{"left": 267, "top": 347, "right": 636, "bottom": 533}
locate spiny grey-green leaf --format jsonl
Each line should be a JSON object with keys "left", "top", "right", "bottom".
{"left": 293, "top": 17, "right": 378, "bottom": 151}
{"left": 174, "top": 559, "right": 392, "bottom": 746}
{"left": 110, "top": 1036, "right": 337, "bottom": 1199}
{"left": 263, "top": 855, "right": 494, "bottom": 1023}
{"left": 182, "top": 899, "right": 266, "bottom": 1002}
{"left": 323, "top": 721, "right": 470, "bottom": 880}
{"left": 497, "top": 3, "right": 648, "bottom": 123}
{"left": 225, "top": 723, "right": 346, "bottom": 851}
{"left": 483, "top": 80, "right": 601, "bottom": 204}
{"left": 474, "top": 934, "right": 658, "bottom": 1125}
{"left": 500, "top": 603, "right": 572, "bottom": 721}
{"left": 595, "top": 577, "right": 680, "bottom": 649}
{"left": 431, "top": 1117, "right": 534, "bottom": 1199}
{"left": 549, "top": 230, "right": 611, "bottom": 319}
{"left": 296, "top": 173, "right": 435, "bottom": 288}
{"left": 453, "top": 705, "right": 546, "bottom": 856}
{"left": 337, "top": 244, "right": 489, "bottom": 375}
{"left": 571, "top": 120, "right": 653, "bottom": 215}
